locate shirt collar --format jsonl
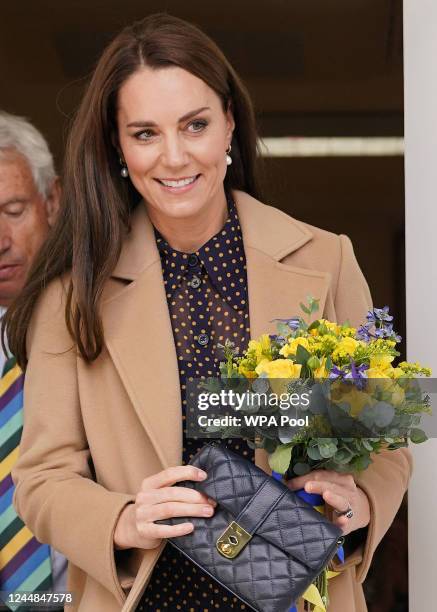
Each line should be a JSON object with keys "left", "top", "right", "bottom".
{"left": 155, "top": 193, "right": 247, "bottom": 311}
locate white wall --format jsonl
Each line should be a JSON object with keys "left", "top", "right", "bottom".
{"left": 404, "top": 1, "right": 437, "bottom": 609}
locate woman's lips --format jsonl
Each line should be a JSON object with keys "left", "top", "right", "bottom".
{"left": 155, "top": 174, "right": 201, "bottom": 194}
{"left": 0, "top": 264, "right": 22, "bottom": 281}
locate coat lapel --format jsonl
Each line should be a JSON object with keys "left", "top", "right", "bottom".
{"left": 101, "top": 207, "right": 182, "bottom": 470}
{"left": 101, "top": 191, "right": 331, "bottom": 471}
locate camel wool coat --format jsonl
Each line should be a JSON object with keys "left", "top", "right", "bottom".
{"left": 12, "top": 190, "right": 412, "bottom": 612}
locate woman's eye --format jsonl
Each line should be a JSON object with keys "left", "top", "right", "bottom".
{"left": 188, "top": 120, "right": 208, "bottom": 133}
{"left": 134, "top": 129, "right": 155, "bottom": 141}
{"left": 133, "top": 120, "right": 207, "bottom": 141}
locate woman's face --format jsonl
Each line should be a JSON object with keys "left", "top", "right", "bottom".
{"left": 117, "top": 66, "right": 234, "bottom": 222}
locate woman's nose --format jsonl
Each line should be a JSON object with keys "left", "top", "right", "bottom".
{"left": 161, "top": 135, "right": 189, "bottom": 169}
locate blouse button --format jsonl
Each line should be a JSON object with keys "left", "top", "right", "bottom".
{"left": 188, "top": 254, "right": 199, "bottom": 267}
{"left": 197, "top": 333, "right": 209, "bottom": 346}
{"left": 188, "top": 275, "right": 201, "bottom": 289}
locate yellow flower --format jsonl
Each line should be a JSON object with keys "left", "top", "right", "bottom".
{"left": 366, "top": 367, "right": 391, "bottom": 379}
{"left": 279, "top": 337, "right": 310, "bottom": 358}
{"left": 333, "top": 387, "right": 371, "bottom": 417}
{"left": 391, "top": 385, "right": 405, "bottom": 406}
{"left": 238, "top": 360, "right": 257, "bottom": 379}
{"left": 318, "top": 319, "right": 341, "bottom": 335}
{"left": 313, "top": 357, "right": 329, "bottom": 378}
{"left": 256, "top": 359, "right": 302, "bottom": 378}
{"left": 332, "top": 337, "right": 360, "bottom": 362}
{"left": 388, "top": 367, "right": 405, "bottom": 379}
{"left": 339, "top": 326, "right": 357, "bottom": 337}
{"left": 248, "top": 334, "right": 272, "bottom": 365}
{"left": 338, "top": 337, "right": 360, "bottom": 355}
{"left": 369, "top": 354, "right": 395, "bottom": 371}
{"left": 255, "top": 359, "right": 302, "bottom": 395}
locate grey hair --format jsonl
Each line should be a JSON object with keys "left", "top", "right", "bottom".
{"left": 0, "top": 110, "right": 56, "bottom": 198}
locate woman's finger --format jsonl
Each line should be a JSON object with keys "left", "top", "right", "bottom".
{"left": 288, "top": 470, "right": 356, "bottom": 492}
{"left": 137, "top": 486, "right": 215, "bottom": 507}
{"left": 138, "top": 501, "right": 215, "bottom": 523}
{"left": 320, "top": 487, "right": 351, "bottom": 514}
{"left": 304, "top": 479, "right": 350, "bottom": 501}
{"left": 139, "top": 520, "right": 195, "bottom": 541}
{"left": 141, "top": 465, "right": 207, "bottom": 490}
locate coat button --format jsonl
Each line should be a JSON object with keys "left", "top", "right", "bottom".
{"left": 189, "top": 275, "right": 201, "bottom": 289}
{"left": 188, "top": 254, "right": 199, "bottom": 267}
{"left": 197, "top": 333, "right": 209, "bottom": 347}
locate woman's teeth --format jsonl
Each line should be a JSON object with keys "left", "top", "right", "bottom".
{"left": 160, "top": 176, "right": 197, "bottom": 188}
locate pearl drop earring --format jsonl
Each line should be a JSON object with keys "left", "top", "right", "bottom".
{"left": 226, "top": 144, "right": 232, "bottom": 166}
{"left": 119, "top": 157, "right": 129, "bottom": 178}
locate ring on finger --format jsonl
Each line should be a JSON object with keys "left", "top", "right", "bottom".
{"left": 333, "top": 504, "right": 354, "bottom": 519}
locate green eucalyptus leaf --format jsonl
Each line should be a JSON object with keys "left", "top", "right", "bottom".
{"left": 373, "top": 402, "right": 395, "bottom": 427}
{"left": 268, "top": 444, "right": 292, "bottom": 474}
{"left": 318, "top": 443, "right": 338, "bottom": 458}
{"left": 410, "top": 428, "right": 428, "bottom": 444}
{"left": 300, "top": 302, "right": 311, "bottom": 315}
{"left": 310, "top": 298, "right": 320, "bottom": 314}
{"left": 293, "top": 462, "right": 311, "bottom": 476}
{"left": 333, "top": 449, "right": 353, "bottom": 464}
{"left": 307, "top": 446, "right": 322, "bottom": 460}
{"left": 360, "top": 439, "right": 374, "bottom": 452}
{"left": 351, "top": 454, "right": 372, "bottom": 471}
{"left": 251, "top": 378, "right": 270, "bottom": 394}
{"left": 317, "top": 437, "right": 337, "bottom": 445}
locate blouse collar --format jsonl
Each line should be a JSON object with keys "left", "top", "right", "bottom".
{"left": 155, "top": 193, "right": 247, "bottom": 311}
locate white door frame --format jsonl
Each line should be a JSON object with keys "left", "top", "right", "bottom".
{"left": 404, "top": 2, "right": 437, "bottom": 609}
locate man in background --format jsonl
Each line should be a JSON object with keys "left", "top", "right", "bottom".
{"left": 0, "top": 111, "right": 66, "bottom": 603}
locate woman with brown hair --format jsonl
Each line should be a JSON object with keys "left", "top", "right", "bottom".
{"left": 6, "top": 13, "right": 411, "bottom": 611}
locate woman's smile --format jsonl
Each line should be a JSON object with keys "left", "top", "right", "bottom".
{"left": 154, "top": 173, "right": 201, "bottom": 193}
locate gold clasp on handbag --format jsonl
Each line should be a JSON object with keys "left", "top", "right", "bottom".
{"left": 216, "top": 521, "right": 252, "bottom": 559}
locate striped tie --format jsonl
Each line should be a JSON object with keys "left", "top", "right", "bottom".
{"left": 0, "top": 364, "right": 52, "bottom": 610}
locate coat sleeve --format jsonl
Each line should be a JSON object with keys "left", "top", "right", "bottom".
{"left": 12, "top": 278, "right": 135, "bottom": 605}
{"left": 328, "top": 233, "right": 413, "bottom": 582}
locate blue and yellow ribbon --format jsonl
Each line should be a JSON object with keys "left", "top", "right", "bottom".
{"left": 271, "top": 472, "right": 342, "bottom": 612}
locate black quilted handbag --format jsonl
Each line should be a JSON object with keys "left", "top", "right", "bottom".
{"left": 157, "top": 442, "right": 344, "bottom": 612}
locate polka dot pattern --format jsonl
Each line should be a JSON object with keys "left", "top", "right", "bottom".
{"left": 137, "top": 194, "right": 253, "bottom": 610}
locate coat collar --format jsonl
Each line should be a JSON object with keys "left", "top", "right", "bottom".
{"left": 102, "top": 190, "right": 330, "bottom": 471}
{"left": 110, "top": 190, "right": 314, "bottom": 281}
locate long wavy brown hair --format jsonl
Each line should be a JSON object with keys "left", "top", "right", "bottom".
{"left": 4, "top": 13, "right": 264, "bottom": 368}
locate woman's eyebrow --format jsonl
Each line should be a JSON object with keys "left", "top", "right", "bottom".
{"left": 127, "top": 106, "right": 211, "bottom": 128}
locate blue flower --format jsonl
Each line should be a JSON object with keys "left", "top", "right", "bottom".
{"left": 269, "top": 334, "right": 286, "bottom": 342}
{"left": 357, "top": 323, "right": 372, "bottom": 341}
{"left": 329, "top": 360, "right": 368, "bottom": 390}
{"left": 271, "top": 317, "right": 301, "bottom": 330}
{"left": 373, "top": 306, "right": 393, "bottom": 323}
{"left": 360, "top": 307, "right": 401, "bottom": 344}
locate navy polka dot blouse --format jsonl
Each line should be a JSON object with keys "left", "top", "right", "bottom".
{"left": 137, "top": 193, "right": 254, "bottom": 610}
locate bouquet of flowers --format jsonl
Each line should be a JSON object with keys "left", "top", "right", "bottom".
{"left": 199, "top": 298, "right": 431, "bottom": 611}
{"left": 212, "top": 297, "right": 431, "bottom": 477}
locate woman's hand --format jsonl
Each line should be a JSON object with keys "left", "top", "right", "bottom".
{"left": 287, "top": 470, "right": 370, "bottom": 536}
{"left": 114, "top": 465, "right": 216, "bottom": 550}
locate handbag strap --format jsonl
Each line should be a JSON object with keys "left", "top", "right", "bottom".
{"left": 234, "top": 477, "right": 288, "bottom": 535}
